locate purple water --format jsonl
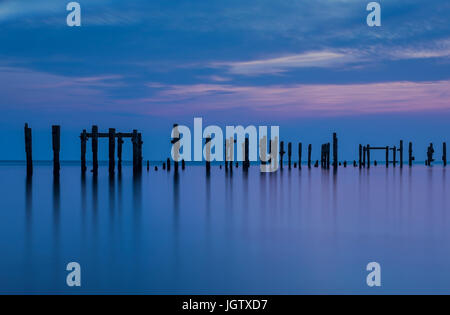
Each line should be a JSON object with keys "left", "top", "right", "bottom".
{"left": 0, "top": 163, "right": 449, "bottom": 294}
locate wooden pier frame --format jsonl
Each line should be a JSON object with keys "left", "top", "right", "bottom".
{"left": 298, "top": 143, "right": 302, "bottom": 169}
{"left": 108, "top": 128, "right": 116, "bottom": 175}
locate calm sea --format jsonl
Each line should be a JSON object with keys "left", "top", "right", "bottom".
{"left": 0, "top": 163, "right": 449, "bottom": 294}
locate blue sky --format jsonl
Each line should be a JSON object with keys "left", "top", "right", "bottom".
{"left": 0, "top": 0, "right": 449, "bottom": 161}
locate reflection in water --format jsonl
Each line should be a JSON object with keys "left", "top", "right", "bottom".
{"left": 52, "top": 175, "right": 61, "bottom": 286}
{"left": 25, "top": 175, "right": 32, "bottom": 239}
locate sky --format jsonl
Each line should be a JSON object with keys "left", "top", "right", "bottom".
{"left": 0, "top": 0, "right": 449, "bottom": 162}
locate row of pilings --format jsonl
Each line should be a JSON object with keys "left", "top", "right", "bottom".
{"left": 23, "top": 124, "right": 447, "bottom": 177}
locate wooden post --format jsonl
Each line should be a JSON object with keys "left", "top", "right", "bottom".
{"left": 108, "top": 128, "right": 116, "bottom": 175}
{"left": 298, "top": 143, "right": 302, "bottom": 169}
{"left": 367, "top": 144, "right": 371, "bottom": 168}
{"left": 386, "top": 146, "right": 389, "bottom": 167}
{"left": 288, "top": 142, "right": 292, "bottom": 169}
{"left": 52, "top": 125, "right": 61, "bottom": 176}
{"left": 321, "top": 144, "right": 324, "bottom": 168}
{"left": 244, "top": 137, "right": 250, "bottom": 170}
{"left": 280, "top": 141, "right": 285, "bottom": 169}
{"left": 182, "top": 159, "right": 186, "bottom": 170}
{"left": 147, "top": 160, "right": 150, "bottom": 171}
{"left": 443, "top": 142, "right": 447, "bottom": 167}
{"left": 92, "top": 125, "right": 99, "bottom": 175}
{"left": 427, "top": 143, "right": 435, "bottom": 166}
{"left": 172, "top": 124, "right": 180, "bottom": 172}
{"left": 138, "top": 133, "right": 143, "bottom": 172}
{"left": 399, "top": 140, "right": 404, "bottom": 168}
{"left": 308, "top": 144, "right": 312, "bottom": 168}
{"left": 333, "top": 133, "right": 338, "bottom": 168}
{"left": 167, "top": 158, "right": 171, "bottom": 171}
{"left": 117, "top": 135, "right": 124, "bottom": 173}
{"left": 409, "top": 142, "right": 413, "bottom": 167}
{"left": 363, "top": 146, "right": 366, "bottom": 167}
{"left": 327, "top": 143, "right": 331, "bottom": 169}
{"left": 132, "top": 130, "right": 138, "bottom": 173}
{"left": 205, "top": 136, "right": 211, "bottom": 172}
{"left": 24, "top": 123, "right": 33, "bottom": 176}
{"left": 80, "top": 129, "right": 87, "bottom": 173}
{"left": 359, "top": 144, "right": 362, "bottom": 168}
{"left": 393, "top": 146, "right": 397, "bottom": 167}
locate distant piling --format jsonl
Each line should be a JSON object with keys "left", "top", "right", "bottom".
{"left": 359, "top": 145, "right": 362, "bottom": 168}
{"left": 182, "top": 159, "right": 186, "bottom": 170}
{"left": 386, "top": 146, "right": 389, "bottom": 167}
{"left": 288, "top": 142, "right": 292, "bottom": 169}
{"left": 308, "top": 144, "right": 312, "bottom": 168}
{"left": 280, "top": 141, "right": 285, "bottom": 170}
{"left": 244, "top": 137, "right": 250, "bottom": 170}
{"left": 117, "top": 135, "right": 124, "bottom": 173}
{"left": 147, "top": 160, "right": 150, "bottom": 171}
{"left": 205, "top": 136, "right": 211, "bottom": 172}
{"left": 393, "top": 146, "right": 397, "bottom": 167}
{"left": 52, "top": 125, "right": 61, "bottom": 176}
{"left": 367, "top": 144, "right": 371, "bottom": 168}
{"left": 333, "top": 133, "right": 338, "bottom": 169}
{"left": 399, "top": 140, "right": 404, "bottom": 168}
{"left": 24, "top": 123, "right": 33, "bottom": 176}
{"left": 167, "top": 158, "right": 171, "bottom": 171}
{"left": 80, "top": 129, "right": 87, "bottom": 174}
{"left": 298, "top": 143, "right": 302, "bottom": 169}
{"left": 427, "top": 143, "right": 435, "bottom": 166}
{"left": 108, "top": 128, "right": 116, "bottom": 175}
{"left": 443, "top": 142, "right": 447, "bottom": 167}
{"left": 92, "top": 125, "right": 99, "bottom": 175}
{"left": 409, "top": 142, "right": 414, "bottom": 167}
{"left": 172, "top": 124, "right": 180, "bottom": 172}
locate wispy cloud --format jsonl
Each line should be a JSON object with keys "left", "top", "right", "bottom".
{"left": 134, "top": 80, "right": 450, "bottom": 117}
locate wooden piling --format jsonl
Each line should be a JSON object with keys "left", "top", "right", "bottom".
{"left": 359, "top": 144, "right": 362, "bottom": 168}
{"left": 443, "top": 142, "right": 447, "bottom": 167}
{"left": 244, "top": 137, "right": 250, "bottom": 170}
{"left": 172, "top": 124, "right": 179, "bottom": 172}
{"left": 393, "top": 146, "right": 397, "bottom": 167}
{"left": 367, "top": 144, "right": 371, "bottom": 168}
{"left": 363, "top": 146, "right": 366, "bottom": 167}
{"left": 298, "top": 143, "right": 302, "bottom": 169}
{"left": 399, "top": 140, "right": 404, "bottom": 168}
{"left": 52, "top": 125, "right": 61, "bottom": 176}
{"left": 327, "top": 143, "right": 331, "bottom": 169}
{"left": 80, "top": 129, "right": 87, "bottom": 173}
{"left": 108, "top": 128, "right": 116, "bottom": 175}
{"left": 280, "top": 141, "right": 285, "bottom": 169}
{"left": 117, "top": 135, "right": 124, "bottom": 173}
{"left": 321, "top": 144, "right": 324, "bottom": 168}
{"left": 308, "top": 144, "right": 312, "bottom": 168}
{"left": 409, "top": 142, "right": 414, "bottom": 167}
{"left": 288, "top": 142, "right": 292, "bottom": 169}
{"left": 333, "top": 133, "right": 338, "bottom": 168}
{"left": 167, "top": 158, "right": 171, "bottom": 171}
{"left": 24, "top": 123, "right": 33, "bottom": 176}
{"left": 147, "top": 160, "right": 150, "bottom": 171}
{"left": 132, "top": 130, "right": 138, "bottom": 173}
{"left": 205, "top": 137, "right": 211, "bottom": 172}
{"left": 182, "top": 159, "right": 186, "bottom": 170}
{"left": 386, "top": 146, "right": 389, "bottom": 168}
{"left": 138, "top": 133, "right": 143, "bottom": 172}
{"left": 92, "top": 125, "right": 99, "bottom": 175}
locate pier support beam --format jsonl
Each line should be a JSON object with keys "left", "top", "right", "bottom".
{"left": 298, "top": 143, "right": 302, "bottom": 169}
{"left": 288, "top": 142, "right": 292, "bottom": 169}
{"left": 399, "top": 140, "right": 404, "bottom": 168}
{"left": 52, "top": 125, "right": 61, "bottom": 176}
{"left": 409, "top": 142, "right": 414, "bottom": 167}
{"left": 443, "top": 142, "right": 447, "bottom": 167}
{"left": 333, "top": 133, "right": 338, "bottom": 169}
{"left": 279, "top": 141, "right": 285, "bottom": 170}
{"left": 117, "top": 135, "right": 124, "bottom": 173}
{"left": 80, "top": 129, "right": 87, "bottom": 173}
{"left": 367, "top": 144, "right": 371, "bottom": 168}
{"left": 205, "top": 136, "right": 211, "bottom": 172}
{"left": 24, "top": 123, "right": 33, "bottom": 176}
{"left": 308, "top": 144, "right": 312, "bottom": 168}
{"left": 92, "top": 125, "right": 99, "bottom": 176}
{"left": 108, "top": 128, "right": 116, "bottom": 175}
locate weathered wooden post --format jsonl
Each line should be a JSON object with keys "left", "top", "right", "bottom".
{"left": 393, "top": 146, "right": 397, "bottom": 167}
{"left": 443, "top": 143, "right": 447, "bottom": 167}
{"left": 409, "top": 142, "right": 414, "bottom": 167}
{"left": 427, "top": 143, "right": 435, "bottom": 166}
{"left": 359, "top": 144, "right": 362, "bottom": 168}
{"left": 132, "top": 130, "right": 138, "bottom": 173}
{"left": 308, "top": 144, "right": 312, "bottom": 168}
{"left": 244, "top": 137, "right": 250, "bottom": 170}
{"left": 367, "top": 144, "right": 371, "bottom": 168}
{"left": 205, "top": 136, "right": 211, "bottom": 172}
{"left": 363, "top": 146, "right": 366, "bottom": 167}
{"left": 147, "top": 160, "right": 150, "bottom": 171}
{"left": 172, "top": 124, "right": 180, "bottom": 172}
{"left": 399, "top": 140, "right": 404, "bottom": 168}
{"left": 182, "top": 159, "right": 186, "bottom": 170}
{"left": 333, "top": 133, "right": 338, "bottom": 169}
{"left": 279, "top": 141, "right": 285, "bottom": 169}
{"left": 52, "top": 125, "right": 61, "bottom": 176}
{"left": 288, "top": 142, "right": 292, "bottom": 169}
{"left": 298, "top": 143, "right": 302, "bottom": 169}
{"left": 80, "top": 129, "right": 87, "bottom": 173}
{"left": 225, "top": 141, "right": 228, "bottom": 172}
{"left": 167, "top": 158, "right": 171, "bottom": 171}
{"left": 343, "top": 161, "right": 347, "bottom": 167}
{"left": 321, "top": 144, "right": 324, "bottom": 168}
{"left": 327, "top": 143, "right": 331, "bottom": 169}
{"left": 108, "top": 128, "right": 116, "bottom": 175}
{"left": 24, "top": 123, "right": 33, "bottom": 176}
{"left": 117, "top": 134, "right": 124, "bottom": 173}
{"left": 138, "top": 133, "right": 143, "bottom": 172}
{"left": 92, "top": 125, "right": 99, "bottom": 175}
{"left": 386, "top": 146, "right": 389, "bottom": 167}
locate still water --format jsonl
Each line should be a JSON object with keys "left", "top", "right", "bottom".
{"left": 0, "top": 163, "right": 449, "bottom": 294}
